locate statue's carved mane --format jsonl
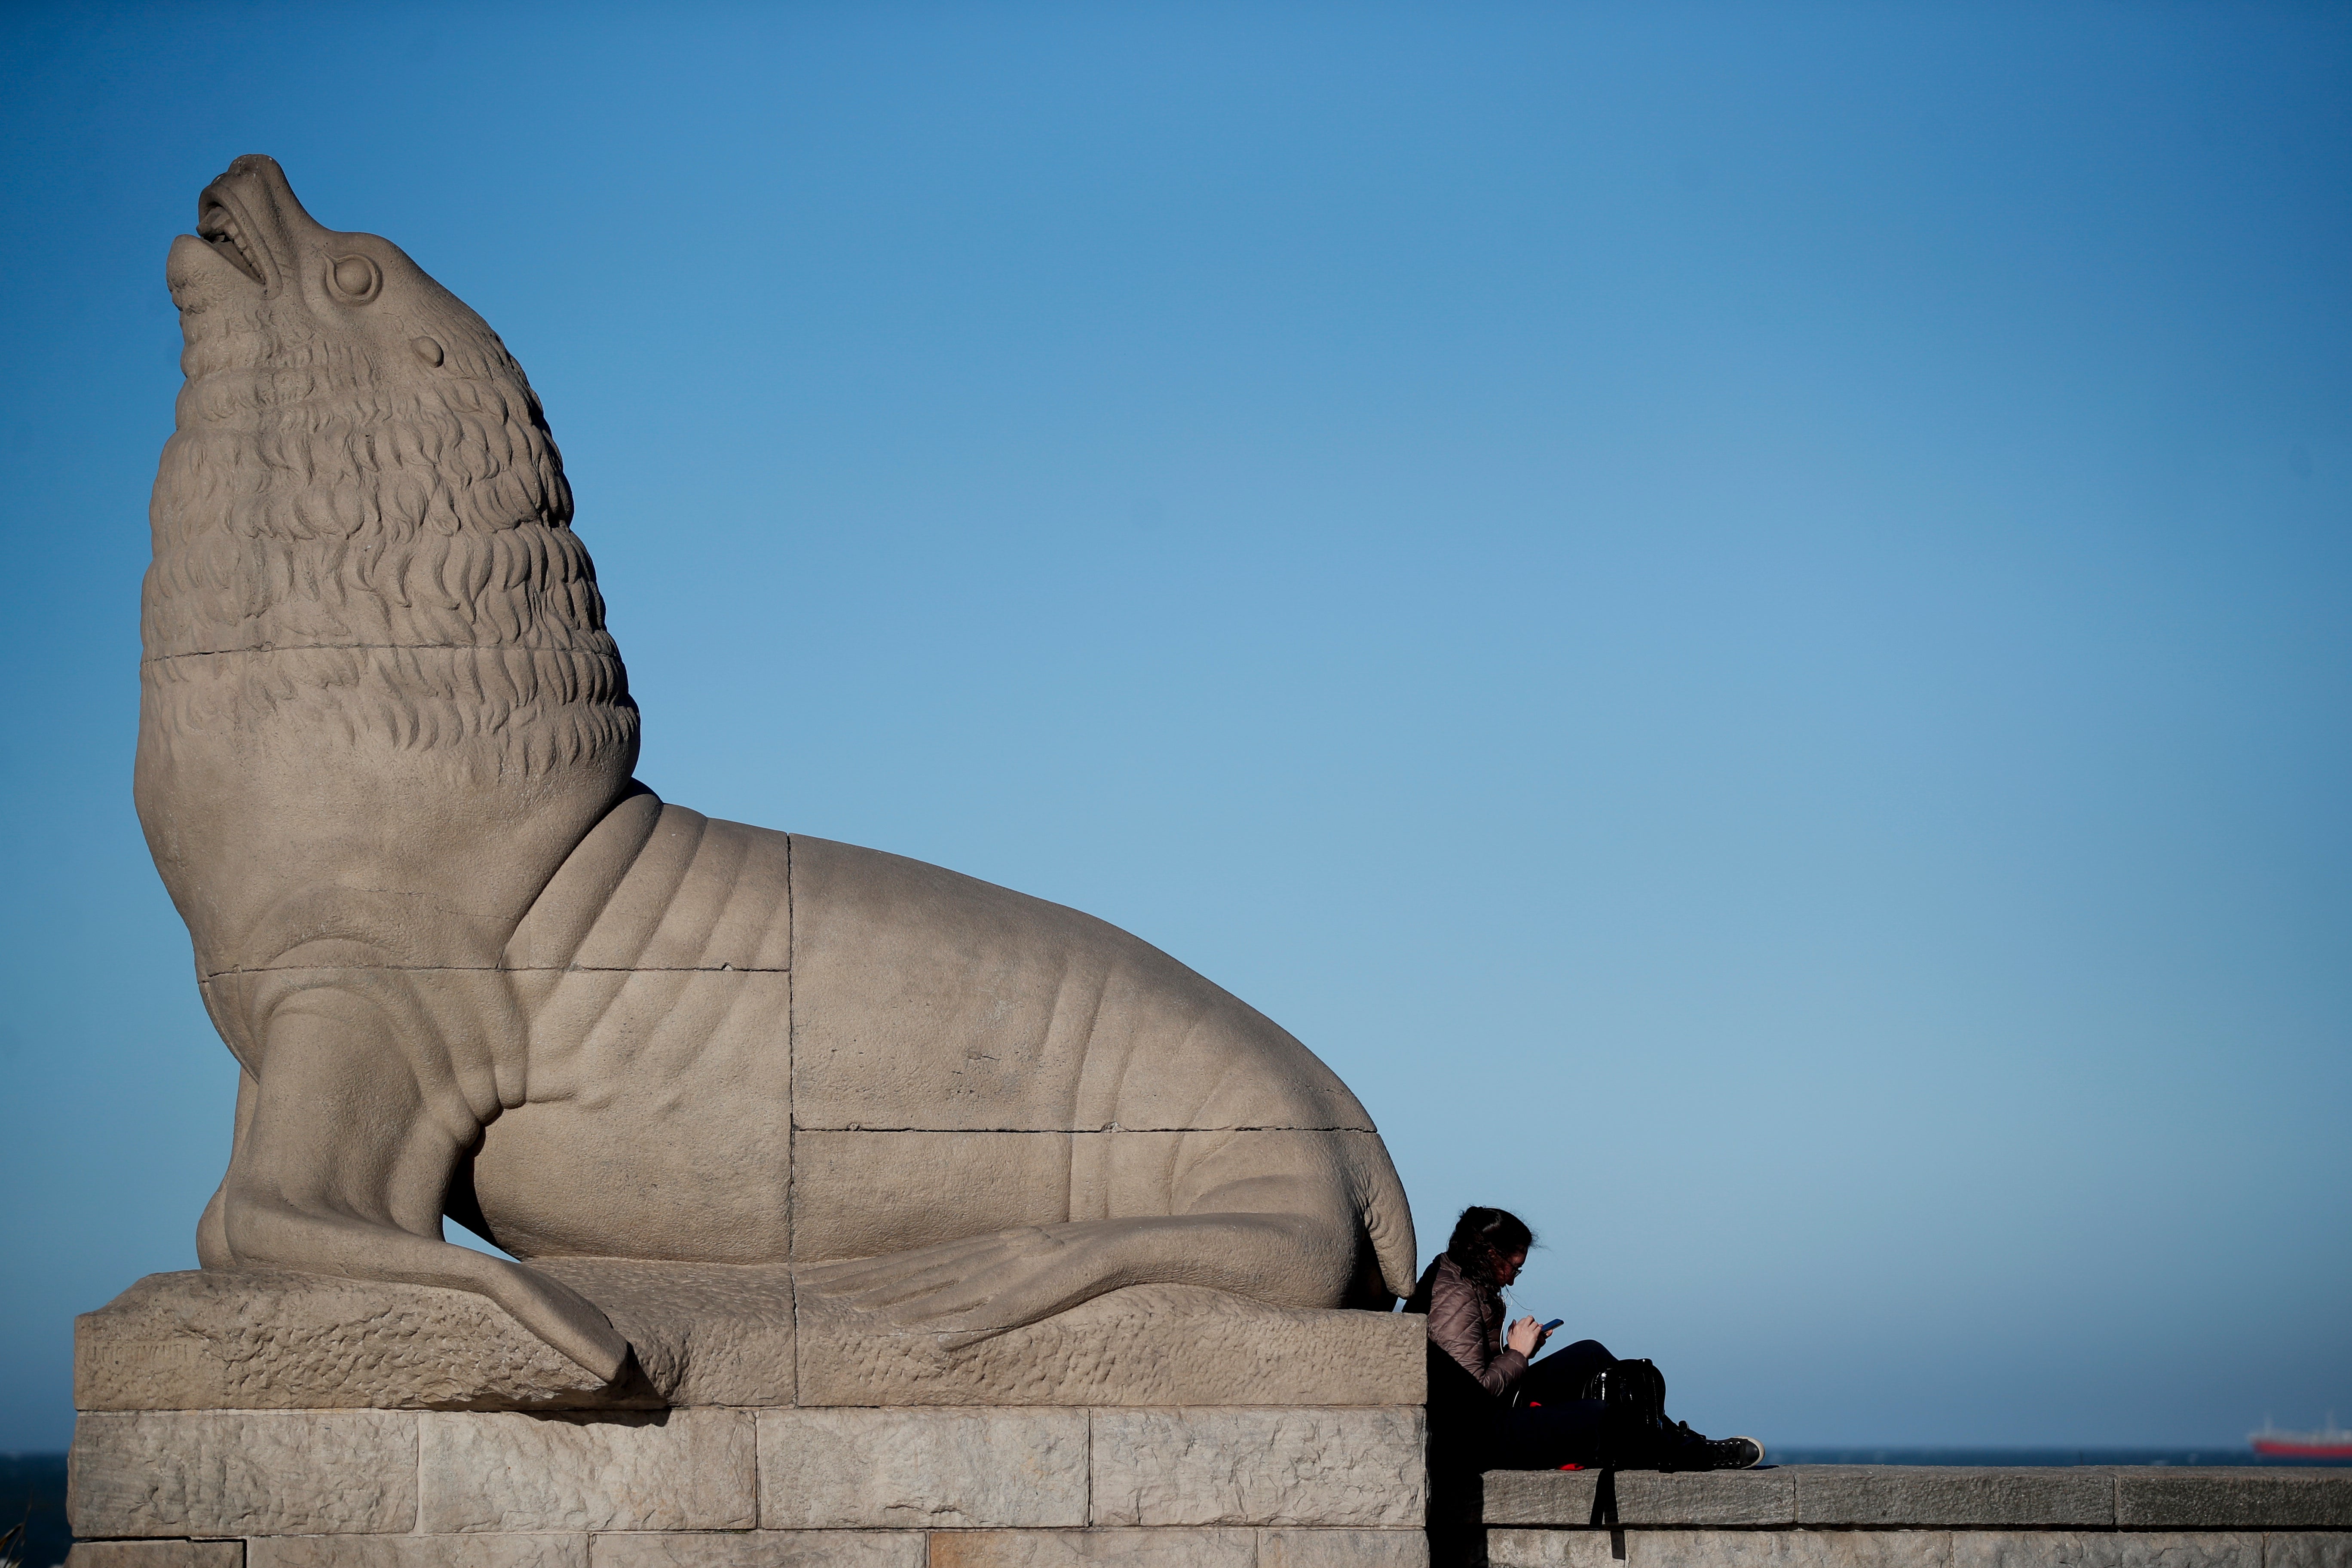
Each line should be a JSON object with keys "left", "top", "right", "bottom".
{"left": 141, "top": 294, "right": 638, "bottom": 784}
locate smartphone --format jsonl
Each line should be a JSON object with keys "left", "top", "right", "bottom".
{"left": 1540, "top": 1319, "right": 1564, "bottom": 1333}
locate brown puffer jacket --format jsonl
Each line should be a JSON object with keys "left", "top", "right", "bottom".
{"left": 1414, "top": 1254, "right": 1527, "bottom": 1398}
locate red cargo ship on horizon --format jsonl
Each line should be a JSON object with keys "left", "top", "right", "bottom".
{"left": 2251, "top": 1417, "right": 2352, "bottom": 1460}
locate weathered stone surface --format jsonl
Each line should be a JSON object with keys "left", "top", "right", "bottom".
{"left": 534, "top": 1259, "right": 796, "bottom": 1408}
{"left": 1487, "top": 1529, "right": 1953, "bottom": 1568}
{"left": 796, "top": 1283, "right": 1422, "bottom": 1408}
{"left": 925, "top": 1531, "right": 1258, "bottom": 1567}
{"left": 416, "top": 1410, "right": 755, "bottom": 1533}
{"left": 1950, "top": 1531, "right": 2261, "bottom": 1568}
{"left": 1089, "top": 1407, "right": 1425, "bottom": 1528}
{"left": 1484, "top": 1468, "right": 1797, "bottom": 1526}
{"left": 472, "top": 967, "right": 795, "bottom": 1269}
{"left": 1484, "top": 1533, "right": 1604, "bottom": 1568}
{"left": 590, "top": 1534, "right": 925, "bottom": 1568}
{"left": 1257, "top": 1526, "right": 1431, "bottom": 1567}
{"left": 1796, "top": 1466, "right": 2115, "bottom": 1527}
{"left": 1474, "top": 1467, "right": 2352, "bottom": 1534}
{"left": 790, "top": 1133, "right": 1070, "bottom": 1259}
{"left": 756, "top": 1409, "right": 1089, "bottom": 1530}
{"left": 2263, "top": 1534, "right": 2352, "bottom": 1568}
{"left": 2116, "top": 1472, "right": 2352, "bottom": 1531}
{"left": 76, "top": 1271, "right": 647, "bottom": 1414}
{"left": 69, "top": 1410, "right": 416, "bottom": 1537}
{"left": 86, "top": 1268, "right": 1412, "bottom": 1415}
{"left": 248, "top": 1537, "right": 588, "bottom": 1568}
{"left": 1483, "top": 1526, "right": 2315, "bottom": 1568}
{"left": 66, "top": 1544, "right": 244, "bottom": 1568}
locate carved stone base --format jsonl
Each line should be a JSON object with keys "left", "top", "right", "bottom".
{"left": 78, "top": 1268, "right": 1424, "bottom": 1412}
{"left": 69, "top": 1273, "right": 1431, "bottom": 1568}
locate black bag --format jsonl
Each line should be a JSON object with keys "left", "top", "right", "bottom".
{"left": 1582, "top": 1360, "right": 1667, "bottom": 1555}
{"left": 1583, "top": 1355, "right": 1667, "bottom": 1429}
{"left": 1588, "top": 1357, "right": 1704, "bottom": 1471}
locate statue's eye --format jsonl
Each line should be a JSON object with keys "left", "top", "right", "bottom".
{"left": 327, "top": 254, "right": 382, "bottom": 304}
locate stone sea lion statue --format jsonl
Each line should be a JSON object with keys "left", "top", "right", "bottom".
{"left": 138, "top": 154, "right": 1416, "bottom": 1381}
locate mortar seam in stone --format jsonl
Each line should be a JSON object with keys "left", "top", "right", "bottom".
{"left": 145, "top": 643, "right": 606, "bottom": 662}
{"left": 783, "top": 831, "right": 798, "bottom": 1416}
{"left": 786, "top": 1125, "right": 1370, "bottom": 1134}
{"left": 203, "top": 965, "right": 789, "bottom": 977}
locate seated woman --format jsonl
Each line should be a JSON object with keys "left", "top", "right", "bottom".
{"left": 1406, "top": 1206, "right": 1763, "bottom": 1472}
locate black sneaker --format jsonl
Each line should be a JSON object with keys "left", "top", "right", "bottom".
{"left": 1656, "top": 1421, "right": 1765, "bottom": 1470}
{"left": 1701, "top": 1435, "right": 1764, "bottom": 1470}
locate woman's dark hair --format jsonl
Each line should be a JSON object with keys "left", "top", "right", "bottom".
{"left": 1445, "top": 1206, "right": 1534, "bottom": 1289}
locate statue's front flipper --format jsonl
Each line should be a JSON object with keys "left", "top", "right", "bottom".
{"left": 798, "top": 1212, "right": 1359, "bottom": 1339}
{"left": 210, "top": 983, "right": 630, "bottom": 1382}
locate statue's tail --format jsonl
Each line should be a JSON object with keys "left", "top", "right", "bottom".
{"left": 1348, "top": 1131, "right": 1419, "bottom": 1303}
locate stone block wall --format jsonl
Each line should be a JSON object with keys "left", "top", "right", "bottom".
{"left": 67, "top": 1272, "right": 1431, "bottom": 1568}
{"left": 68, "top": 1404, "right": 1429, "bottom": 1564}
{"left": 1476, "top": 1467, "right": 2352, "bottom": 1568}
{"left": 75, "top": 1271, "right": 2352, "bottom": 1568}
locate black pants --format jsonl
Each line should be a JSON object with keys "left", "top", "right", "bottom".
{"left": 1488, "top": 1338, "right": 1617, "bottom": 1470}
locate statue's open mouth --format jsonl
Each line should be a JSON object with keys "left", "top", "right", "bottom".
{"left": 196, "top": 196, "right": 265, "bottom": 285}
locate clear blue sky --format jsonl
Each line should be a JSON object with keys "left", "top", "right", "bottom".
{"left": 1, "top": 1, "right": 2345, "bottom": 1453}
